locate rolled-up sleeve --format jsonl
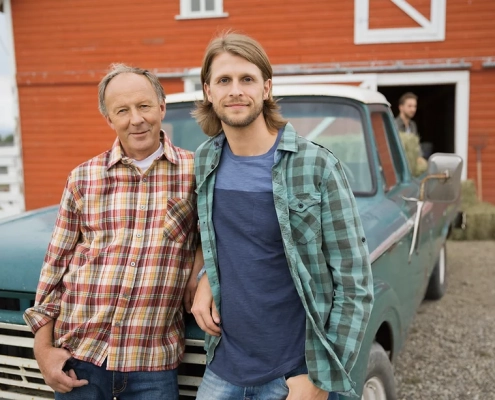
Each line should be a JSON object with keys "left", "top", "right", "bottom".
{"left": 23, "top": 178, "right": 81, "bottom": 333}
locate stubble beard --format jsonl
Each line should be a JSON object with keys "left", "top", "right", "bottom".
{"left": 213, "top": 101, "right": 264, "bottom": 128}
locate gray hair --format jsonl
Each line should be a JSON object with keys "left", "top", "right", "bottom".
{"left": 98, "top": 63, "right": 166, "bottom": 117}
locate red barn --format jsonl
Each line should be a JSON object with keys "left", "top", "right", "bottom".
{"left": 2, "top": 0, "right": 494, "bottom": 211}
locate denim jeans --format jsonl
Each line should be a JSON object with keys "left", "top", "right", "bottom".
{"left": 54, "top": 358, "right": 178, "bottom": 400}
{"left": 196, "top": 367, "right": 339, "bottom": 400}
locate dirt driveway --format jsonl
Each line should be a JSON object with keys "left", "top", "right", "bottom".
{"left": 395, "top": 240, "right": 495, "bottom": 400}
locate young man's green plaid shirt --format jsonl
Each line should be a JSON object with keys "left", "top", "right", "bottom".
{"left": 195, "top": 123, "right": 374, "bottom": 397}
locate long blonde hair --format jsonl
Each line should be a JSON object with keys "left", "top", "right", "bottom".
{"left": 192, "top": 33, "right": 287, "bottom": 137}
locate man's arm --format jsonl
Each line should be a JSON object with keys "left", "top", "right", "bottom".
{"left": 24, "top": 178, "right": 82, "bottom": 331}
{"left": 321, "top": 160, "right": 374, "bottom": 373}
{"left": 184, "top": 245, "right": 204, "bottom": 313}
{"left": 191, "top": 273, "right": 221, "bottom": 336}
{"left": 33, "top": 321, "right": 88, "bottom": 393}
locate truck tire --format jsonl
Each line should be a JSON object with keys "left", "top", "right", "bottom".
{"left": 362, "top": 342, "right": 396, "bottom": 400}
{"left": 424, "top": 242, "right": 447, "bottom": 300}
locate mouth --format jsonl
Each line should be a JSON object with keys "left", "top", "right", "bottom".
{"left": 130, "top": 130, "right": 149, "bottom": 136}
{"left": 226, "top": 103, "right": 248, "bottom": 109}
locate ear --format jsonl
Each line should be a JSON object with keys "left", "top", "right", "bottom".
{"left": 160, "top": 100, "right": 166, "bottom": 119}
{"left": 263, "top": 79, "right": 272, "bottom": 100}
{"left": 105, "top": 115, "right": 115, "bottom": 131}
{"left": 204, "top": 82, "right": 212, "bottom": 103}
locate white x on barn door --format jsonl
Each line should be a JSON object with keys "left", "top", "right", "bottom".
{"left": 354, "top": 0, "right": 446, "bottom": 44}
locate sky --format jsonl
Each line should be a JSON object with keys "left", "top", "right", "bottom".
{"left": 0, "top": 12, "right": 15, "bottom": 136}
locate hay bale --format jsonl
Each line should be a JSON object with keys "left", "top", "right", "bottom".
{"left": 451, "top": 200, "right": 495, "bottom": 240}
{"left": 465, "top": 203, "right": 495, "bottom": 240}
{"left": 459, "top": 179, "right": 479, "bottom": 209}
{"left": 399, "top": 132, "right": 427, "bottom": 177}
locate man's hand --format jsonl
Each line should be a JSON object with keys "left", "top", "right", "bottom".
{"left": 183, "top": 274, "right": 198, "bottom": 314}
{"left": 286, "top": 374, "right": 329, "bottom": 400}
{"left": 191, "top": 274, "right": 221, "bottom": 336}
{"left": 35, "top": 345, "right": 88, "bottom": 393}
{"left": 33, "top": 322, "right": 88, "bottom": 393}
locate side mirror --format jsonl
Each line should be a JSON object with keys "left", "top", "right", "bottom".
{"left": 422, "top": 153, "right": 463, "bottom": 202}
{"left": 405, "top": 152, "right": 463, "bottom": 262}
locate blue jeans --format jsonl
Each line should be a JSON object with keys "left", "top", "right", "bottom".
{"left": 196, "top": 367, "right": 339, "bottom": 400}
{"left": 54, "top": 358, "right": 178, "bottom": 400}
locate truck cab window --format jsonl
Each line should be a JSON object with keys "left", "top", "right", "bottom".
{"left": 371, "top": 110, "right": 404, "bottom": 192}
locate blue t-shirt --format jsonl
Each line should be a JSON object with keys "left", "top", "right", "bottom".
{"left": 209, "top": 130, "right": 306, "bottom": 386}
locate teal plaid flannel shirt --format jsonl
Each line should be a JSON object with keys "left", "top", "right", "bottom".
{"left": 195, "top": 123, "right": 374, "bottom": 396}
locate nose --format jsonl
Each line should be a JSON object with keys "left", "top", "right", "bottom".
{"left": 130, "top": 108, "right": 144, "bottom": 125}
{"left": 229, "top": 80, "right": 243, "bottom": 97}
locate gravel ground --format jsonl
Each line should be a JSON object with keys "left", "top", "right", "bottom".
{"left": 394, "top": 240, "right": 495, "bottom": 400}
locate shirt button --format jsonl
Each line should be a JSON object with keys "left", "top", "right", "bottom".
{"left": 130, "top": 262, "right": 136, "bottom": 267}
{"left": 140, "top": 205, "right": 145, "bottom": 210}
{"left": 136, "top": 234, "right": 142, "bottom": 238}
{"left": 298, "top": 203, "right": 304, "bottom": 208}
{"left": 115, "top": 321, "right": 121, "bottom": 327}
{"left": 142, "top": 178, "right": 147, "bottom": 182}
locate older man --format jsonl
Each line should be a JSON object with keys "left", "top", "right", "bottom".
{"left": 24, "top": 64, "right": 202, "bottom": 400}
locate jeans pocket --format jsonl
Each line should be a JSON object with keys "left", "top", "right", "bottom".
{"left": 62, "top": 357, "right": 77, "bottom": 372}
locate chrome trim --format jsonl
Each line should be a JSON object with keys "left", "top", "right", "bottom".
{"left": 369, "top": 202, "right": 433, "bottom": 263}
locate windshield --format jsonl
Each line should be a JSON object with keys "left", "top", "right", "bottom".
{"left": 163, "top": 97, "right": 373, "bottom": 194}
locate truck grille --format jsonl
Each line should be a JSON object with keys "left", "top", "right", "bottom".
{"left": 0, "top": 322, "right": 206, "bottom": 399}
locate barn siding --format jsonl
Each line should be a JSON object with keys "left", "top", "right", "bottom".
{"left": 468, "top": 69, "right": 495, "bottom": 202}
{"left": 10, "top": 0, "right": 495, "bottom": 207}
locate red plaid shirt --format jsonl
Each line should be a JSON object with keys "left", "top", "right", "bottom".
{"left": 24, "top": 133, "right": 198, "bottom": 372}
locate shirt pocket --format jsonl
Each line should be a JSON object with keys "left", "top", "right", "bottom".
{"left": 163, "top": 198, "right": 196, "bottom": 243}
{"left": 288, "top": 192, "right": 322, "bottom": 244}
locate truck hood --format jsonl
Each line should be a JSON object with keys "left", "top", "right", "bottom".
{"left": 0, "top": 205, "right": 58, "bottom": 293}
{"left": 0, "top": 199, "right": 386, "bottom": 294}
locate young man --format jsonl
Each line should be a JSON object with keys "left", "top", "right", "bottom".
{"left": 191, "top": 33, "right": 374, "bottom": 400}
{"left": 24, "top": 64, "right": 202, "bottom": 400}
{"left": 395, "top": 92, "right": 433, "bottom": 158}
{"left": 395, "top": 92, "right": 418, "bottom": 135}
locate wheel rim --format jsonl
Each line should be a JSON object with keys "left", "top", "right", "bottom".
{"left": 438, "top": 245, "right": 446, "bottom": 285}
{"left": 361, "top": 376, "right": 387, "bottom": 400}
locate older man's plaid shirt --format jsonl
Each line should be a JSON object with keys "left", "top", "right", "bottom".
{"left": 195, "top": 123, "right": 374, "bottom": 397}
{"left": 24, "top": 133, "right": 198, "bottom": 372}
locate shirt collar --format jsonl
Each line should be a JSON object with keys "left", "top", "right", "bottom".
{"left": 106, "top": 130, "right": 179, "bottom": 170}
{"left": 276, "top": 123, "right": 298, "bottom": 153}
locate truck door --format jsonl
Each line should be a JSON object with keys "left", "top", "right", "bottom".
{"left": 369, "top": 106, "right": 432, "bottom": 335}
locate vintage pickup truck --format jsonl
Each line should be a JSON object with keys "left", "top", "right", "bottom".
{"left": 0, "top": 85, "right": 462, "bottom": 400}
